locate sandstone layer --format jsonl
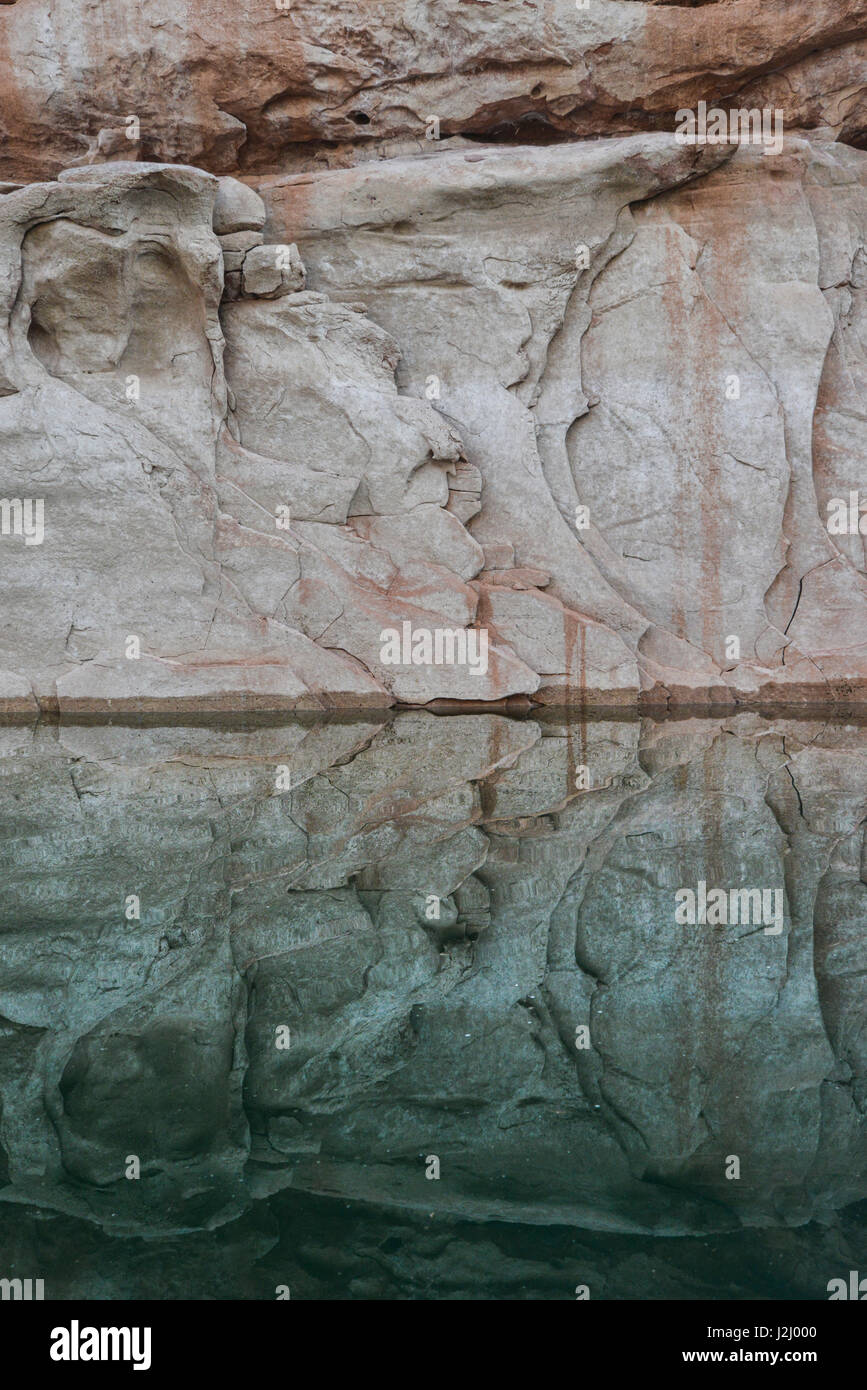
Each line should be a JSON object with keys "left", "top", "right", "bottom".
{"left": 0, "top": 3, "right": 864, "bottom": 710}
{"left": 0, "top": 1, "right": 865, "bottom": 180}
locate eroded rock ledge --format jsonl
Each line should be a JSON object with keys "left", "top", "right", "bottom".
{"left": 1, "top": 0, "right": 866, "bottom": 179}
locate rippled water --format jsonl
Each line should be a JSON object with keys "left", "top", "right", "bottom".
{"left": 0, "top": 712, "right": 865, "bottom": 1300}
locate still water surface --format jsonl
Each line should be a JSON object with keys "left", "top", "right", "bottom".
{"left": 0, "top": 711, "right": 864, "bottom": 1299}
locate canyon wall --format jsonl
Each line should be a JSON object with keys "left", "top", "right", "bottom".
{"left": 0, "top": 1, "right": 864, "bottom": 709}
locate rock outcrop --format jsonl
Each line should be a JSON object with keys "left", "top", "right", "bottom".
{"left": 0, "top": 1, "right": 864, "bottom": 710}
{"left": 263, "top": 134, "right": 867, "bottom": 707}
{"left": 0, "top": 1, "right": 865, "bottom": 180}
{"left": 1, "top": 0, "right": 866, "bottom": 1312}
{"left": 0, "top": 163, "right": 539, "bottom": 709}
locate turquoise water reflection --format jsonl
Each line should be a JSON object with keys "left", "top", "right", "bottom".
{"left": 0, "top": 712, "right": 864, "bottom": 1299}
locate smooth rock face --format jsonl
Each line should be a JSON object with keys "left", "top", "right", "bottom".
{"left": 0, "top": 711, "right": 864, "bottom": 1297}
{"left": 1, "top": 139, "right": 862, "bottom": 710}
{"left": 0, "top": 163, "right": 540, "bottom": 709}
{"left": 0, "top": 7, "right": 864, "bottom": 711}
{"left": 212, "top": 177, "right": 267, "bottom": 236}
{"left": 261, "top": 135, "right": 867, "bottom": 706}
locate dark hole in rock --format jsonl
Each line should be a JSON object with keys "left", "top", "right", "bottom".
{"left": 27, "top": 308, "right": 61, "bottom": 376}
{"left": 460, "top": 115, "right": 568, "bottom": 146}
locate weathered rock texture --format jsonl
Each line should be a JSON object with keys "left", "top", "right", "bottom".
{"left": 0, "top": 711, "right": 865, "bottom": 1297}
{"left": 1, "top": 1, "right": 866, "bottom": 179}
{"left": 263, "top": 135, "right": 867, "bottom": 707}
{"left": 0, "top": 3, "right": 865, "bottom": 710}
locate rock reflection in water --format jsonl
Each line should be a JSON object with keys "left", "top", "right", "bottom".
{"left": 0, "top": 712, "right": 865, "bottom": 1300}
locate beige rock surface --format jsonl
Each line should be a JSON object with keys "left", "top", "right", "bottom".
{"left": 260, "top": 134, "right": 867, "bottom": 706}
{"left": 0, "top": 7, "right": 863, "bottom": 710}
{"left": 0, "top": 162, "right": 541, "bottom": 710}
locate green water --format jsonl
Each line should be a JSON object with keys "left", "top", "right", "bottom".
{"left": 0, "top": 711, "right": 864, "bottom": 1299}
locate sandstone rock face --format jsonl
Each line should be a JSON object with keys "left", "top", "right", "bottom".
{"left": 0, "top": 164, "right": 539, "bottom": 709}
{"left": 262, "top": 134, "right": 867, "bottom": 706}
{"left": 0, "top": 1, "right": 865, "bottom": 180}
{"left": 0, "top": 6, "right": 864, "bottom": 708}
{"left": 0, "top": 137, "right": 863, "bottom": 709}
{"left": 0, "top": 711, "right": 864, "bottom": 1297}
{"left": 0, "top": 6, "right": 865, "bottom": 1310}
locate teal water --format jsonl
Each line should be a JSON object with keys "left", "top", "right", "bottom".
{"left": 0, "top": 711, "right": 865, "bottom": 1299}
